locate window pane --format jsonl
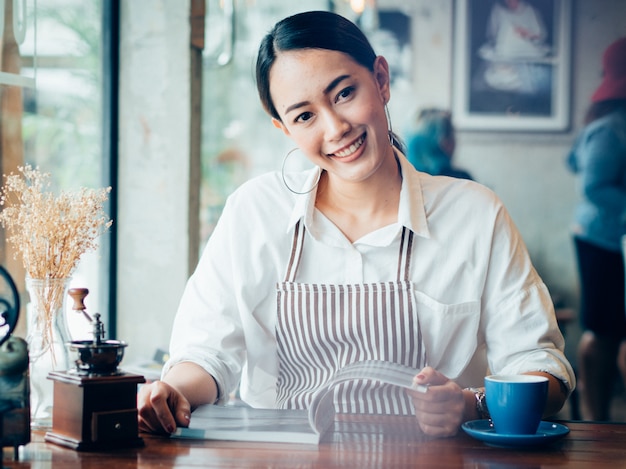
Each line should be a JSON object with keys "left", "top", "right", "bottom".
{"left": 21, "top": 0, "right": 106, "bottom": 339}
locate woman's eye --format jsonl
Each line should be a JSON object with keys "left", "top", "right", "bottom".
{"left": 295, "top": 111, "right": 313, "bottom": 123}
{"left": 336, "top": 86, "right": 355, "bottom": 102}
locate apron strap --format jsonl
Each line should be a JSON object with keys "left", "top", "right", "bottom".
{"left": 397, "top": 227, "right": 414, "bottom": 282}
{"left": 284, "top": 220, "right": 306, "bottom": 283}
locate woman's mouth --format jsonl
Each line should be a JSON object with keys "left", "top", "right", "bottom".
{"left": 331, "top": 134, "right": 366, "bottom": 158}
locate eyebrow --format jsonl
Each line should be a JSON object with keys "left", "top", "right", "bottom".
{"left": 284, "top": 74, "right": 351, "bottom": 115}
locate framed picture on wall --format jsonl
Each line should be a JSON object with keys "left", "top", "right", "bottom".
{"left": 452, "top": 0, "right": 572, "bottom": 131}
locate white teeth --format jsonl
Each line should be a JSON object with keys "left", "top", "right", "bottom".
{"left": 334, "top": 135, "right": 364, "bottom": 158}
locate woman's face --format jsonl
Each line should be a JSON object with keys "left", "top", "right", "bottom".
{"left": 269, "top": 48, "right": 393, "bottom": 185}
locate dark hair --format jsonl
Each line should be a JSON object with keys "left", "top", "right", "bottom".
{"left": 256, "top": 11, "right": 377, "bottom": 121}
{"left": 584, "top": 99, "right": 626, "bottom": 125}
{"left": 255, "top": 10, "right": 405, "bottom": 152}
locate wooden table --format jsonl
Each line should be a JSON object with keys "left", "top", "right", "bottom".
{"left": 2, "top": 418, "right": 626, "bottom": 468}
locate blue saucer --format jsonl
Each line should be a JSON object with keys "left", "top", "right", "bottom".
{"left": 461, "top": 420, "right": 569, "bottom": 448}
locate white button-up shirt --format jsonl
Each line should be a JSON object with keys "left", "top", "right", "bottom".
{"left": 165, "top": 154, "right": 575, "bottom": 407}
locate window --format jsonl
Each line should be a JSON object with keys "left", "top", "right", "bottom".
{"left": 16, "top": 0, "right": 111, "bottom": 338}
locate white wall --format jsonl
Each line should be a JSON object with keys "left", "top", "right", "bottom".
{"left": 117, "top": 0, "right": 192, "bottom": 364}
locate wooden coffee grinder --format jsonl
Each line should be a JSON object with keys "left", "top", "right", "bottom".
{"left": 45, "top": 288, "right": 145, "bottom": 451}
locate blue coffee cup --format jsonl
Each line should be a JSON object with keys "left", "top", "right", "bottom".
{"left": 484, "top": 375, "right": 548, "bottom": 435}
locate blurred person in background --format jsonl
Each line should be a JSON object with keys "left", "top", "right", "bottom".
{"left": 567, "top": 37, "right": 626, "bottom": 421}
{"left": 406, "top": 108, "right": 474, "bottom": 180}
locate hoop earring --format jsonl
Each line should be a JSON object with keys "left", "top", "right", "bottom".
{"left": 385, "top": 105, "right": 397, "bottom": 147}
{"left": 281, "top": 148, "right": 322, "bottom": 195}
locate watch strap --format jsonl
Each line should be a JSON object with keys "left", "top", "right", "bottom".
{"left": 465, "top": 387, "right": 490, "bottom": 420}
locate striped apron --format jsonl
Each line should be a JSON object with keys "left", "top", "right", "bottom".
{"left": 275, "top": 220, "right": 426, "bottom": 415}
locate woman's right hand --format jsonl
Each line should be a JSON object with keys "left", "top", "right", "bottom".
{"left": 137, "top": 380, "right": 191, "bottom": 434}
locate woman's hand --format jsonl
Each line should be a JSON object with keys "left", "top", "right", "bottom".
{"left": 137, "top": 380, "right": 191, "bottom": 434}
{"left": 408, "top": 366, "right": 466, "bottom": 437}
{"left": 138, "top": 362, "right": 219, "bottom": 434}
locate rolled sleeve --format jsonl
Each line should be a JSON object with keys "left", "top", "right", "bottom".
{"left": 485, "top": 282, "right": 575, "bottom": 395}
{"left": 481, "top": 204, "right": 575, "bottom": 394}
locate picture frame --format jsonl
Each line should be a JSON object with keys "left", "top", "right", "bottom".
{"left": 452, "top": 0, "right": 572, "bottom": 131}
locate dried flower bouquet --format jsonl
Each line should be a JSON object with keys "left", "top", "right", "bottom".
{"left": 0, "top": 165, "right": 112, "bottom": 356}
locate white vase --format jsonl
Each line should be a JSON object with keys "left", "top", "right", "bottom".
{"left": 25, "top": 277, "right": 72, "bottom": 430}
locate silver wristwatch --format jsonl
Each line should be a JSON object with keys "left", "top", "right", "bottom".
{"left": 466, "top": 387, "right": 490, "bottom": 420}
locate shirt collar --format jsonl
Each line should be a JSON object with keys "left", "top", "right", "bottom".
{"left": 397, "top": 152, "right": 430, "bottom": 238}
{"left": 286, "top": 152, "right": 431, "bottom": 239}
{"left": 286, "top": 168, "right": 319, "bottom": 232}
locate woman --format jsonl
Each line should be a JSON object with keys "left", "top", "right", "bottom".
{"left": 567, "top": 36, "right": 626, "bottom": 421}
{"left": 138, "top": 11, "right": 574, "bottom": 437}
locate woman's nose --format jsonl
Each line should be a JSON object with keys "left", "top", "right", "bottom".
{"left": 322, "top": 110, "right": 351, "bottom": 141}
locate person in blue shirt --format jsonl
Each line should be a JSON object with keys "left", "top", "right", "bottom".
{"left": 406, "top": 108, "right": 473, "bottom": 180}
{"left": 567, "top": 36, "right": 626, "bottom": 421}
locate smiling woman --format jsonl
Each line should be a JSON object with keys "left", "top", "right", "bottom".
{"left": 266, "top": 48, "right": 401, "bottom": 241}
{"left": 137, "top": 10, "right": 574, "bottom": 440}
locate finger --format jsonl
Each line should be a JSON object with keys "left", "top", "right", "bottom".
{"left": 137, "top": 386, "right": 161, "bottom": 433}
{"left": 413, "top": 366, "right": 436, "bottom": 383}
{"left": 150, "top": 391, "right": 178, "bottom": 434}
{"left": 410, "top": 382, "right": 465, "bottom": 408}
{"left": 412, "top": 396, "right": 454, "bottom": 413}
{"left": 140, "top": 382, "right": 178, "bottom": 434}
{"left": 138, "top": 408, "right": 168, "bottom": 435}
{"left": 414, "top": 407, "right": 463, "bottom": 435}
{"left": 175, "top": 402, "right": 192, "bottom": 428}
{"left": 138, "top": 398, "right": 168, "bottom": 434}
{"left": 414, "top": 366, "right": 448, "bottom": 387}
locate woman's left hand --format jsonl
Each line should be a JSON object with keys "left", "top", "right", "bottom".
{"left": 408, "top": 366, "right": 466, "bottom": 437}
